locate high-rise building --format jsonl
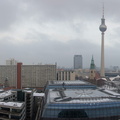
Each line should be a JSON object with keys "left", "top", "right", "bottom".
{"left": 99, "top": 4, "right": 107, "bottom": 77}
{"left": 0, "top": 64, "right": 56, "bottom": 88}
{"left": 74, "top": 55, "right": 82, "bottom": 69}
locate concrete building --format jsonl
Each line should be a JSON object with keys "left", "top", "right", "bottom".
{"left": 0, "top": 90, "right": 17, "bottom": 102}
{"left": 0, "top": 87, "right": 44, "bottom": 120}
{"left": 74, "top": 55, "right": 82, "bottom": 69}
{"left": 0, "top": 102, "right": 25, "bottom": 120}
{"left": 0, "top": 90, "right": 25, "bottom": 120}
{"left": 0, "top": 64, "right": 56, "bottom": 88}
{"left": 6, "top": 58, "right": 18, "bottom": 65}
{"left": 21, "top": 64, "right": 56, "bottom": 88}
{"left": 57, "top": 69, "right": 75, "bottom": 80}
{"left": 23, "top": 88, "right": 36, "bottom": 120}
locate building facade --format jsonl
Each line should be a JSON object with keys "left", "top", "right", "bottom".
{"left": 74, "top": 55, "right": 82, "bottom": 69}
{"left": 6, "top": 58, "right": 18, "bottom": 65}
{"left": 40, "top": 80, "right": 120, "bottom": 120}
{"left": 0, "top": 64, "right": 56, "bottom": 88}
{"left": 57, "top": 69, "right": 75, "bottom": 81}
{"left": 89, "top": 56, "right": 96, "bottom": 80}
{"left": 0, "top": 102, "right": 25, "bottom": 120}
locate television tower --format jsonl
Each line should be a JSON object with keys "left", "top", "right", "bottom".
{"left": 99, "top": 4, "right": 107, "bottom": 77}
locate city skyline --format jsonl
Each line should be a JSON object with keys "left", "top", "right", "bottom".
{"left": 0, "top": 0, "right": 119, "bottom": 68}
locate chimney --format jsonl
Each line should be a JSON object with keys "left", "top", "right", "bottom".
{"left": 17, "top": 63, "right": 22, "bottom": 89}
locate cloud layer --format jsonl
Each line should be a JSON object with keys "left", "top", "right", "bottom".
{"left": 0, "top": 0, "right": 119, "bottom": 68}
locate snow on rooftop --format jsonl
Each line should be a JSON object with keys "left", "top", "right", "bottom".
{"left": 0, "top": 102, "right": 24, "bottom": 108}
{"left": 97, "top": 78, "right": 107, "bottom": 81}
{"left": 50, "top": 80, "right": 89, "bottom": 85}
{"left": 33, "top": 93, "right": 45, "bottom": 97}
{"left": 109, "top": 75, "right": 120, "bottom": 81}
{"left": 104, "top": 89, "right": 120, "bottom": 96}
{"left": 0, "top": 89, "right": 4, "bottom": 92}
{"left": 61, "top": 98, "right": 113, "bottom": 104}
{"left": 0, "top": 90, "right": 12, "bottom": 98}
{"left": 48, "top": 88, "right": 120, "bottom": 104}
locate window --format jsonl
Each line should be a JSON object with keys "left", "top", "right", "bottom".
{"left": 58, "top": 109, "right": 88, "bottom": 118}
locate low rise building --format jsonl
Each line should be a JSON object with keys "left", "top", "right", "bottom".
{"left": 0, "top": 90, "right": 17, "bottom": 102}
{"left": 0, "top": 102, "right": 25, "bottom": 120}
{"left": 39, "top": 80, "right": 120, "bottom": 120}
{"left": 57, "top": 69, "right": 75, "bottom": 80}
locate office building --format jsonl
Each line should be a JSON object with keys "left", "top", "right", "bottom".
{"left": 0, "top": 64, "right": 56, "bottom": 88}
{"left": 0, "top": 89, "right": 25, "bottom": 120}
{"left": 74, "top": 55, "right": 82, "bottom": 69}
{"left": 57, "top": 69, "right": 75, "bottom": 80}
{"left": 23, "top": 88, "right": 36, "bottom": 120}
{"left": 0, "top": 102, "right": 25, "bottom": 120}
{"left": 39, "top": 80, "right": 120, "bottom": 120}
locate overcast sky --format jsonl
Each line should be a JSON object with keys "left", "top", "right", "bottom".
{"left": 0, "top": 0, "right": 119, "bottom": 68}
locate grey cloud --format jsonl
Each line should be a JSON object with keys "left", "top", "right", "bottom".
{"left": 0, "top": 0, "right": 119, "bottom": 68}
{"left": 0, "top": 34, "right": 100, "bottom": 68}
{"left": 0, "top": 1, "right": 19, "bottom": 31}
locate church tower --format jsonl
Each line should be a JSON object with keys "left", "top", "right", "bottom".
{"left": 89, "top": 56, "right": 96, "bottom": 80}
{"left": 99, "top": 4, "right": 107, "bottom": 77}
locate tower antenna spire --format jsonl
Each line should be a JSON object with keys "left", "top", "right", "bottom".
{"left": 102, "top": 2, "right": 104, "bottom": 18}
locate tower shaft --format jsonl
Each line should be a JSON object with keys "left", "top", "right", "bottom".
{"left": 100, "top": 32, "right": 105, "bottom": 77}
{"left": 99, "top": 4, "right": 107, "bottom": 77}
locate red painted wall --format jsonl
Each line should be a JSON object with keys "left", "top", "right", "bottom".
{"left": 17, "top": 63, "right": 22, "bottom": 89}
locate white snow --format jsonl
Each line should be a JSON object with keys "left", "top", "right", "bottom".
{"left": 0, "top": 102, "right": 24, "bottom": 108}
{"left": 33, "top": 93, "right": 45, "bottom": 97}
{"left": 104, "top": 89, "right": 120, "bottom": 96}
{"left": 0, "top": 90, "right": 12, "bottom": 98}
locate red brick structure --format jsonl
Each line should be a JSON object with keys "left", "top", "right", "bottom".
{"left": 17, "top": 63, "right": 22, "bottom": 89}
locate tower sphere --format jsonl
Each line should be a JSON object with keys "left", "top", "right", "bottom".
{"left": 99, "top": 24, "right": 107, "bottom": 32}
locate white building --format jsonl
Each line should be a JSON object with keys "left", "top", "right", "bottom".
{"left": 57, "top": 69, "right": 75, "bottom": 80}
{"left": 6, "top": 59, "right": 18, "bottom": 65}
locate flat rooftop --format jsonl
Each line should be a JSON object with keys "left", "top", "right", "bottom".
{"left": 47, "top": 88, "right": 120, "bottom": 104}
{"left": 48, "top": 80, "right": 92, "bottom": 85}
{"left": 0, "top": 102, "right": 25, "bottom": 108}
{"left": 46, "top": 80, "right": 96, "bottom": 90}
{"left": 0, "top": 90, "right": 12, "bottom": 99}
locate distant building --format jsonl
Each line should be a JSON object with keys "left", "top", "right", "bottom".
{"left": 74, "top": 55, "right": 82, "bottom": 69}
{"left": 6, "top": 58, "right": 18, "bottom": 65}
{"left": 89, "top": 56, "right": 96, "bottom": 80}
{"left": 57, "top": 69, "right": 75, "bottom": 80}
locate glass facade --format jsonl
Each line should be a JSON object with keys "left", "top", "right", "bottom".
{"left": 41, "top": 80, "right": 120, "bottom": 120}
